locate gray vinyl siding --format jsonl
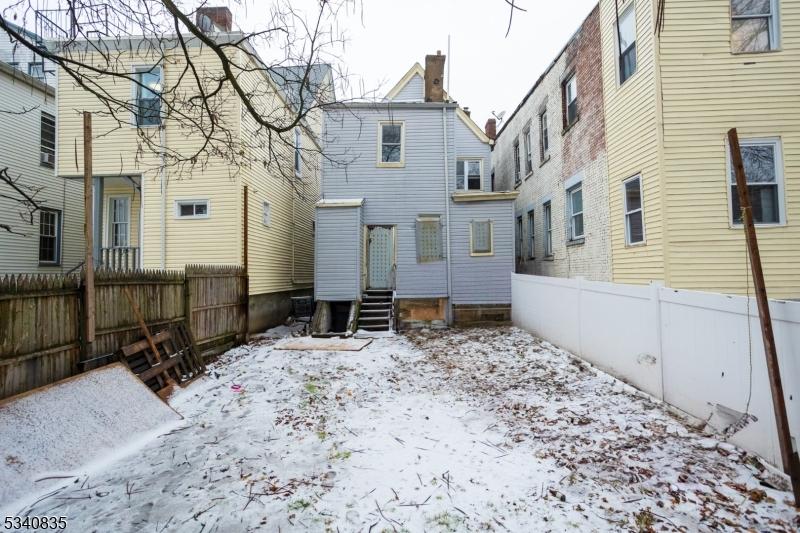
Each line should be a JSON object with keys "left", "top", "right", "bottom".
{"left": 454, "top": 116, "right": 492, "bottom": 192}
{"left": 314, "top": 206, "right": 361, "bottom": 300}
{"left": 0, "top": 27, "right": 56, "bottom": 86}
{"left": 321, "top": 102, "right": 506, "bottom": 304}
{"left": 390, "top": 73, "right": 424, "bottom": 101}
{"left": 0, "top": 65, "right": 84, "bottom": 274}
{"left": 450, "top": 200, "right": 515, "bottom": 304}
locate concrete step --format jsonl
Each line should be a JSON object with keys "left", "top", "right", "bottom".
{"left": 358, "top": 316, "right": 390, "bottom": 323}
{"left": 360, "top": 309, "right": 390, "bottom": 316}
{"left": 359, "top": 324, "right": 391, "bottom": 331}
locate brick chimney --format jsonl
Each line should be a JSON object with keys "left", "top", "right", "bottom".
{"left": 424, "top": 51, "right": 446, "bottom": 103}
{"left": 484, "top": 118, "right": 497, "bottom": 140}
{"left": 196, "top": 6, "right": 233, "bottom": 32}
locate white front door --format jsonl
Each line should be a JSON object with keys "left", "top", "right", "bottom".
{"left": 368, "top": 226, "right": 394, "bottom": 289}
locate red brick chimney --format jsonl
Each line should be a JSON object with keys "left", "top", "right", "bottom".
{"left": 196, "top": 7, "right": 233, "bottom": 32}
{"left": 424, "top": 51, "right": 446, "bottom": 103}
{"left": 484, "top": 118, "right": 497, "bottom": 140}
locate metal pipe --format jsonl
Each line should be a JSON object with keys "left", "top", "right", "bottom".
{"left": 442, "top": 107, "right": 453, "bottom": 324}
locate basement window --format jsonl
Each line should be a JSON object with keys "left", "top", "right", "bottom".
{"left": 175, "top": 200, "right": 209, "bottom": 219}
{"left": 728, "top": 138, "right": 783, "bottom": 225}
{"left": 731, "top": 0, "right": 779, "bottom": 53}
{"left": 415, "top": 215, "right": 443, "bottom": 262}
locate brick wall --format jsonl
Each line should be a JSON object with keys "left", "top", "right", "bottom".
{"left": 493, "top": 5, "right": 611, "bottom": 282}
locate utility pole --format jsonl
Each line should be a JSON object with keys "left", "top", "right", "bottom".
{"left": 728, "top": 128, "right": 799, "bottom": 506}
{"left": 83, "top": 112, "right": 95, "bottom": 345}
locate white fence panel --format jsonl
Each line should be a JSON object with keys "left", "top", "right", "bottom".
{"left": 511, "top": 273, "right": 800, "bottom": 468}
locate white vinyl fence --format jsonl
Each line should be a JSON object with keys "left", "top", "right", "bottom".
{"left": 512, "top": 273, "right": 800, "bottom": 469}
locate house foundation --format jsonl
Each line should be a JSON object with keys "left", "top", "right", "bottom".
{"left": 452, "top": 304, "right": 511, "bottom": 327}
{"left": 249, "top": 287, "right": 313, "bottom": 333}
{"left": 396, "top": 298, "right": 448, "bottom": 330}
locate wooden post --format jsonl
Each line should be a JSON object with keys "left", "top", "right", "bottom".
{"left": 728, "top": 128, "right": 800, "bottom": 506}
{"left": 83, "top": 112, "right": 95, "bottom": 344}
{"left": 243, "top": 185, "right": 250, "bottom": 342}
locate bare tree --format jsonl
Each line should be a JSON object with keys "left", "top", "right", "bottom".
{"left": 0, "top": 167, "right": 45, "bottom": 234}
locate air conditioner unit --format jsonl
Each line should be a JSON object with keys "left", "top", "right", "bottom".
{"left": 40, "top": 152, "right": 55, "bottom": 165}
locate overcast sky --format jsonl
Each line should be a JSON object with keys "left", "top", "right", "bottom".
{"left": 2, "top": 0, "right": 599, "bottom": 129}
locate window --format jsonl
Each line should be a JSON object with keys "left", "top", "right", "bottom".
{"left": 543, "top": 202, "right": 553, "bottom": 257}
{"left": 567, "top": 184, "right": 584, "bottom": 240}
{"left": 513, "top": 140, "right": 521, "bottom": 185}
{"left": 470, "top": 220, "right": 493, "bottom": 256}
{"left": 175, "top": 200, "right": 209, "bottom": 218}
{"left": 527, "top": 210, "right": 535, "bottom": 258}
{"left": 263, "top": 201, "right": 271, "bottom": 226}
{"left": 617, "top": 4, "right": 637, "bottom": 84}
{"left": 40, "top": 112, "right": 55, "bottom": 167}
{"left": 523, "top": 126, "right": 533, "bottom": 174}
{"left": 416, "top": 215, "right": 443, "bottom": 262}
{"left": 624, "top": 176, "right": 645, "bottom": 245}
{"left": 28, "top": 61, "right": 45, "bottom": 80}
{"left": 38, "top": 209, "right": 61, "bottom": 265}
{"left": 109, "top": 197, "right": 130, "bottom": 248}
{"left": 294, "top": 128, "right": 302, "bottom": 176}
{"left": 731, "top": 0, "right": 778, "bottom": 53}
{"left": 729, "top": 139, "right": 783, "bottom": 225}
{"left": 133, "top": 66, "right": 162, "bottom": 126}
{"left": 456, "top": 159, "right": 482, "bottom": 191}
{"left": 539, "top": 111, "right": 549, "bottom": 160}
{"left": 563, "top": 74, "right": 578, "bottom": 128}
{"left": 378, "top": 122, "right": 404, "bottom": 166}
{"left": 515, "top": 215, "right": 523, "bottom": 260}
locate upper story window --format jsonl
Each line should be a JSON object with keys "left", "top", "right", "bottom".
{"left": 40, "top": 111, "right": 55, "bottom": 168}
{"left": 624, "top": 175, "right": 645, "bottom": 245}
{"left": 731, "top": 0, "right": 779, "bottom": 53}
{"left": 513, "top": 140, "right": 521, "bottom": 185}
{"left": 175, "top": 199, "right": 209, "bottom": 219}
{"left": 38, "top": 209, "right": 61, "bottom": 265}
{"left": 729, "top": 138, "right": 783, "bottom": 225}
{"left": 28, "top": 61, "right": 45, "bottom": 80}
{"left": 567, "top": 183, "right": 584, "bottom": 241}
{"left": 294, "top": 128, "right": 302, "bottom": 177}
{"left": 617, "top": 4, "right": 637, "bottom": 84}
{"left": 456, "top": 159, "right": 482, "bottom": 191}
{"left": 133, "top": 66, "right": 162, "bottom": 127}
{"left": 523, "top": 125, "right": 533, "bottom": 175}
{"left": 539, "top": 110, "right": 549, "bottom": 161}
{"left": 378, "top": 121, "right": 404, "bottom": 167}
{"left": 563, "top": 74, "right": 578, "bottom": 128}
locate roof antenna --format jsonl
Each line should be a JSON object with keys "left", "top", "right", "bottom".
{"left": 446, "top": 34, "right": 451, "bottom": 101}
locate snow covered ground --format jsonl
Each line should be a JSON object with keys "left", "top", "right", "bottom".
{"left": 10, "top": 327, "right": 798, "bottom": 532}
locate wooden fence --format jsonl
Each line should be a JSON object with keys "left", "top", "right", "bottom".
{"left": 0, "top": 265, "right": 247, "bottom": 400}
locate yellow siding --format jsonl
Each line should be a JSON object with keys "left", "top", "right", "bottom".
{"left": 659, "top": 0, "right": 800, "bottom": 298}
{"left": 601, "top": 0, "right": 666, "bottom": 284}
{"left": 56, "top": 44, "right": 242, "bottom": 271}
{"left": 238, "top": 54, "right": 320, "bottom": 295}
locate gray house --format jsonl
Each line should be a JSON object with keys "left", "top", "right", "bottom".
{"left": 313, "top": 53, "right": 518, "bottom": 332}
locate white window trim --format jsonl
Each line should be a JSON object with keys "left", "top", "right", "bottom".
{"left": 107, "top": 195, "right": 132, "bottom": 248}
{"left": 614, "top": 2, "right": 638, "bottom": 86}
{"left": 456, "top": 157, "right": 484, "bottom": 191}
{"left": 469, "top": 219, "right": 494, "bottom": 257}
{"left": 515, "top": 215, "right": 523, "bottom": 259}
{"left": 174, "top": 199, "right": 210, "bottom": 219}
{"left": 513, "top": 139, "right": 521, "bottom": 183}
{"left": 38, "top": 208, "right": 62, "bottom": 266}
{"left": 523, "top": 125, "right": 533, "bottom": 175}
{"left": 543, "top": 201, "right": 553, "bottom": 257}
{"left": 416, "top": 215, "right": 444, "bottom": 263}
{"left": 130, "top": 65, "right": 162, "bottom": 128}
{"left": 622, "top": 174, "right": 646, "bottom": 246}
{"left": 567, "top": 183, "right": 585, "bottom": 240}
{"left": 294, "top": 128, "right": 302, "bottom": 177}
{"left": 730, "top": 0, "right": 780, "bottom": 54}
{"left": 377, "top": 121, "right": 405, "bottom": 168}
{"left": 726, "top": 136, "right": 786, "bottom": 227}
{"left": 564, "top": 73, "right": 578, "bottom": 127}
{"left": 539, "top": 110, "right": 550, "bottom": 161}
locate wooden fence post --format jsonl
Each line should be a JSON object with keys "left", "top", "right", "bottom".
{"left": 728, "top": 128, "right": 800, "bottom": 506}
{"left": 184, "top": 267, "right": 193, "bottom": 342}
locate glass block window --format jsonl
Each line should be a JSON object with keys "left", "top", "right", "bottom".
{"left": 416, "top": 215, "right": 442, "bottom": 262}
{"left": 471, "top": 220, "right": 493, "bottom": 255}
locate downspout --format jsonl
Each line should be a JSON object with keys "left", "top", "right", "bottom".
{"left": 159, "top": 64, "right": 167, "bottom": 270}
{"left": 442, "top": 106, "right": 453, "bottom": 324}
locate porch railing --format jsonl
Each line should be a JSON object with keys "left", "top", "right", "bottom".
{"left": 100, "top": 247, "right": 139, "bottom": 271}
